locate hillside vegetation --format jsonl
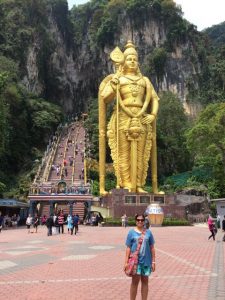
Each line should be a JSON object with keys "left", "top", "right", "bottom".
{"left": 0, "top": 0, "right": 225, "bottom": 198}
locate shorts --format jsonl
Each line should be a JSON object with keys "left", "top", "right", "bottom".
{"left": 136, "top": 264, "right": 151, "bottom": 276}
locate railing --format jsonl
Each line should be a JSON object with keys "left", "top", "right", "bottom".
{"left": 31, "top": 120, "right": 94, "bottom": 194}
{"left": 33, "top": 125, "right": 63, "bottom": 184}
{"left": 72, "top": 122, "right": 82, "bottom": 184}
{"left": 44, "top": 130, "right": 62, "bottom": 182}
{"left": 60, "top": 125, "right": 73, "bottom": 180}
{"left": 29, "top": 183, "right": 91, "bottom": 195}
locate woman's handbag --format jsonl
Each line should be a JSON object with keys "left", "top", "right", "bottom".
{"left": 125, "top": 230, "right": 146, "bottom": 277}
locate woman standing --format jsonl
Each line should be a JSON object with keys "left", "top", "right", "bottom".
{"left": 124, "top": 214, "right": 155, "bottom": 300}
{"left": 67, "top": 214, "right": 73, "bottom": 235}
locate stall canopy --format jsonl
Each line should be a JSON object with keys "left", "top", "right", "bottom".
{"left": 0, "top": 199, "right": 29, "bottom": 208}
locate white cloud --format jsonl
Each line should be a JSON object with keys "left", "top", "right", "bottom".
{"left": 175, "top": 0, "right": 225, "bottom": 30}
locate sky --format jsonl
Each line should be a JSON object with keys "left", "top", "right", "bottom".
{"left": 67, "top": 0, "right": 225, "bottom": 31}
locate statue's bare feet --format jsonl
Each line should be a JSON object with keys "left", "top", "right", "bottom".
{"left": 100, "top": 189, "right": 108, "bottom": 196}
{"left": 124, "top": 187, "right": 131, "bottom": 192}
{"left": 137, "top": 187, "right": 148, "bottom": 193}
{"left": 123, "top": 182, "right": 132, "bottom": 192}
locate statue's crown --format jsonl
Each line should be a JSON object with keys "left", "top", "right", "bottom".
{"left": 124, "top": 40, "right": 137, "bottom": 58}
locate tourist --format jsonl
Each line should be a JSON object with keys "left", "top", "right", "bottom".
{"left": 58, "top": 212, "right": 64, "bottom": 234}
{"left": 0, "top": 212, "right": 3, "bottom": 233}
{"left": 52, "top": 213, "right": 59, "bottom": 234}
{"left": 91, "top": 214, "right": 96, "bottom": 226}
{"left": 4, "top": 214, "right": 11, "bottom": 228}
{"left": 11, "top": 214, "right": 18, "bottom": 227}
{"left": 41, "top": 215, "right": 47, "bottom": 225}
{"left": 33, "top": 214, "right": 39, "bottom": 233}
{"left": 17, "top": 214, "right": 20, "bottom": 226}
{"left": 26, "top": 214, "right": 33, "bottom": 233}
{"left": 222, "top": 215, "right": 225, "bottom": 242}
{"left": 46, "top": 215, "right": 54, "bottom": 236}
{"left": 69, "top": 157, "right": 73, "bottom": 166}
{"left": 67, "top": 214, "right": 73, "bottom": 235}
{"left": 208, "top": 216, "right": 216, "bottom": 241}
{"left": 124, "top": 214, "right": 155, "bottom": 300}
{"left": 216, "top": 214, "right": 220, "bottom": 229}
{"left": 144, "top": 215, "right": 150, "bottom": 229}
{"left": 95, "top": 214, "right": 100, "bottom": 226}
{"left": 73, "top": 214, "right": 79, "bottom": 235}
{"left": 65, "top": 167, "right": 68, "bottom": 177}
{"left": 121, "top": 213, "right": 128, "bottom": 228}
{"left": 56, "top": 166, "right": 60, "bottom": 176}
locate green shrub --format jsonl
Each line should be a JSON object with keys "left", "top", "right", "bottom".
{"left": 104, "top": 217, "right": 136, "bottom": 226}
{"left": 162, "top": 218, "right": 190, "bottom": 226}
{"left": 103, "top": 217, "right": 190, "bottom": 226}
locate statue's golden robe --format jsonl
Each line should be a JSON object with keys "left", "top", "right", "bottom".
{"left": 98, "top": 41, "right": 159, "bottom": 194}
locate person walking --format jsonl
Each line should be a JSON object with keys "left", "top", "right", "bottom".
{"left": 46, "top": 215, "right": 54, "bottom": 236}
{"left": 56, "top": 166, "right": 60, "bottom": 176}
{"left": 73, "top": 214, "right": 79, "bottom": 235}
{"left": 58, "top": 212, "right": 64, "bottom": 234}
{"left": 33, "top": 214, "right": 39, "bottom": 233}
{"left": 208, "top": 217, "right": 216, "bottom": 241}
{"left": 124, "top": 214, "right": 155, "bottom": 300}
{"left": 26, "top": 214, "right": 33, "bottom": 233}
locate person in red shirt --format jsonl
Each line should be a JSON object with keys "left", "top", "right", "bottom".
{"left": 58, "top": 212, "right": 64, "bottom": 234}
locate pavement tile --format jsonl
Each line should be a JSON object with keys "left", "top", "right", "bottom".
{"left": 0, "top": 225, "right": 223, "bottom": 300}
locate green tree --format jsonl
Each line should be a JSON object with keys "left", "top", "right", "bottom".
{"left": 0, "top": 72, "right": 9, "bottom": 157}
{"left": 186, "top": 103, "right": 225, "bottom": 196}
{"left": 157, "top": 92, "right": 191, "bottom": 179}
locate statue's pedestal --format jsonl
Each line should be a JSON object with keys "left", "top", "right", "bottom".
{"left": 100, "top": 188, "right": 185, "bottom": 219}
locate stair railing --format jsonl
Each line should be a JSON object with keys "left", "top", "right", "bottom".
{"left": 44, "top": 130, "right": 63, "bottom": 182}
{"left": 72, "top": 122, "right": 82, "bottom": 184}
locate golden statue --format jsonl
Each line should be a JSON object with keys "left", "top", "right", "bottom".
{"left": 99, "top": 41, "right": 159, "bottom": 195}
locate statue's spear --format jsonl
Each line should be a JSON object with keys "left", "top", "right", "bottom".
{"left": 110, "top": 47, "right": 124, "bottom": 189}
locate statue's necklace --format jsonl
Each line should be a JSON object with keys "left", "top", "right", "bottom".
{"left": 124, "top": 75, "right": 142, "bottom": 97}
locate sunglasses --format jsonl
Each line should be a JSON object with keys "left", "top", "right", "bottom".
{"left": 136, "top": 219, "right": 145, "bottom": 222}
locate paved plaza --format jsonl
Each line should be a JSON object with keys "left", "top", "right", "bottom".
{"left": 0, "top": 225, "right": 224, "bottom": 300}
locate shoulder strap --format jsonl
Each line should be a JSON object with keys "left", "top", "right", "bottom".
{"left": 135, "top": 230, "right": 146, "bottom": 254}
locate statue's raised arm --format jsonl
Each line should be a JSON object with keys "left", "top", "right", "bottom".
{"left": 99, "top": 41, "right": 160, "bottom": 195}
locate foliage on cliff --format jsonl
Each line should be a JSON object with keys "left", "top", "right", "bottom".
{"left": 0, "top": 0, "right": 69, "bottom": 197}
{"left": 70, "top": 0, "right": 194, "bottom": 49}
{"left": 186, "top": 103, "right": 225, "bottom": 197}
{"left": 204, "top": 21, "right": 225, "bottom": 47}
{"left": 0, "top": 0, "right": 225, "bottom": 198}
{"left": 0, "top": 57, "right": 63, "bottom": 199}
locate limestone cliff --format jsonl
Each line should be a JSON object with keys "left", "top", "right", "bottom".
{"left": 17, "top": 1, "right": 206, "bottom": 114}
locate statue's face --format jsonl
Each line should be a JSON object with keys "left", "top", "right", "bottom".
{"left": 124, "top": 54, "right": 138, "bottom": 72}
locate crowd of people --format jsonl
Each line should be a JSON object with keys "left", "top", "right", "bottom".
{"left": 25, "top": 210, "right": 80, "bottom": 236}
{"left": 0, "top": 212, "right": 21, "bottom": 231}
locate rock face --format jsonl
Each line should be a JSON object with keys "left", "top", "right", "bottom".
{"left": 21, "top": 3, "right": 201, "bottom": 115}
